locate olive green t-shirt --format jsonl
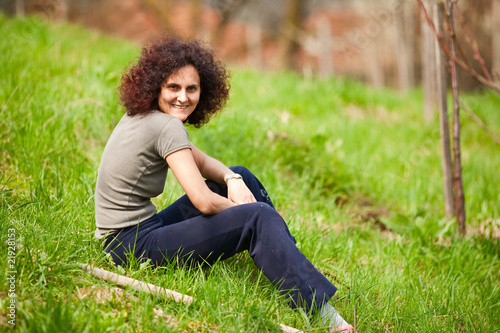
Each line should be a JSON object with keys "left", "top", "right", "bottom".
{"left": 94, "top": 111, "right": 191, "bottom": 239}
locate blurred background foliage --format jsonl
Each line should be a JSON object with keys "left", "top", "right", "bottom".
{"left": 1, "top": 0, "right": 498, "bottom": 94}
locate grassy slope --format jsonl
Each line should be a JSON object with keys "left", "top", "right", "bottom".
{"left": 1, "top": 15, "right": 499, "bottom": 332}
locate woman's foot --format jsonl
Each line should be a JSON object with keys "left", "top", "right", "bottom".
{"left": 331, "top": 324, "right": 354, "bottom": 332}
{"left": 320, "top": 303, "right": 354, "bottom": 332}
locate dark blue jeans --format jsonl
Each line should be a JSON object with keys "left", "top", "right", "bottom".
{"left": 104, "top": 166, "right": 337, "bottom": 312}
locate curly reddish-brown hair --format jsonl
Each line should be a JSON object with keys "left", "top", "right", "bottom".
{"left": 119, "top": 35, "right": 230, "bottom": 127}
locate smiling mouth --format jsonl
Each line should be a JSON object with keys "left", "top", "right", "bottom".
{"left": 172, "top": 104, "right": 188, "bottom": 109}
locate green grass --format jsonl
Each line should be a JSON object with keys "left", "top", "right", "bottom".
{"left": 1, "top": 14, "right": 499, "bottom": 332}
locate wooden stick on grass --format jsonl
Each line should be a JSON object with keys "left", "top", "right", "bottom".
{"left": 81, "top": 264, "right": 193, "bottom": 304}
{"left": 82, "top": 264, "right": 301, "bottom": 332}
{"left": 279, "top": 324, "right": 301, "bottom": 333}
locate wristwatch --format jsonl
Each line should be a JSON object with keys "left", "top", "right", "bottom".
{"left": 224, "top": 173, "right": 243, "bottom": 183}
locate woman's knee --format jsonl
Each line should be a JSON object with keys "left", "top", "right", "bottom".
{"left": 232, "top": 202, "right": 275, "bottom": 219}
{"left": 247, "top": 203, "right": 296, "bottom": 242}
{"left": 241, "top": 203, "right": 282, "bottom": 226}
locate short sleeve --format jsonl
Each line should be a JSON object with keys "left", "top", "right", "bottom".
{"left": 156, "top": 117, "right": 191, "bottom": 159}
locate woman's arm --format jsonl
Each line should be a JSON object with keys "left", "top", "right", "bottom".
{"left": 166, "top": 148, "right": 236, "bottom": 215}
{"left": 190, "top": 143, "right": 231, "bottom": 183}
{"left": 190, "top": 143, "right": 256, "bottom": 205}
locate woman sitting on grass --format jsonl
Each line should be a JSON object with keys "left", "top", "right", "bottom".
{"left": 94, "top": 35, "right": 353, "bottom": 332}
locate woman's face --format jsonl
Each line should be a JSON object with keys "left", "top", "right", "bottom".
{"left": 158, "top": 65, "right": 201, "bottom": 122}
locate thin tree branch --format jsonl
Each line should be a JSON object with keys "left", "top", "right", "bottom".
{"left": 459, "top": 99, "right": 500, "bottom": 146}
{"left": 453, "top": 1, "right": 493, "bottom": 83}
{"left": 416, "top": 0, "right": 500, "bottom": 94}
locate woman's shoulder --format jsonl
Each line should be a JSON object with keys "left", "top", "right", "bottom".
{"left": 122, "top": 111, "right": 185, "bottom": 131}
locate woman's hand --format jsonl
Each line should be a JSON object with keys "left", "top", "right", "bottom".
{"left": 189, "top": 142, "right": 256, "bottom": 205}
{"left": 226, "top": 179, "right": 257, "bottom": 205}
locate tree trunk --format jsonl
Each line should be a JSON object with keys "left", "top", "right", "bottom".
{"left": 366, "top": 35, "right": 384, "bottom": 88}
{"left": 434, "top": 1, "right": 455, "bottom": 220}
{"left": 210, "top": 0, "right": 249, "bottom": 47}
{"left": 447, "top": 0, "right": 466, "bottom": 235}
{"left": 15, "top": 0, "right": 25, "bottom": 16}
{"left": 405, "top": 2, "right": 416, "bottom": 88}
{"left": 493, "top": 0, "right": 500, "bottom": 81}
{"left": 246, "top": 23, "right": 262, "bottom": 70}
{"left": 421, "top": 0, "right": 437, "bottom": 121}
{"left": 277, "top": 0, "right": 303, "bottom": 70}
{"left": 317, "top": 16, "right": 333, "bottom": 77}
{"left": 394, "top": 1, "right": 415, "bottom": 91}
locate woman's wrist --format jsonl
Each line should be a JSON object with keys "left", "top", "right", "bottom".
{"left": 224, "top": 173, "right": 242, "bottom": 183}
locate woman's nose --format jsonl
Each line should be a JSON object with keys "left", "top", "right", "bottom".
{"left": 177, "top": 90, "right": 188, "bottom": 103}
